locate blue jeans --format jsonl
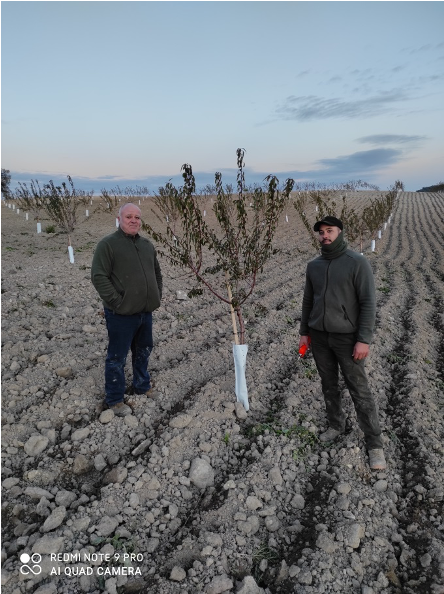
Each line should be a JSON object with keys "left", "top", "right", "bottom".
{"left": 104, "top": 308, "right": 154, "bottom": 406}
{"left": 310, "top": 329, "right": 383, "bottom": 450}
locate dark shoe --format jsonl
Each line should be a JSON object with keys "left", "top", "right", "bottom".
{"left": 368, "top": 449, "right": 386, "bottom": 470}
{"left": 109, "top": 402, "right": 132, "bottom": 417}
{"left": 319, "top": 428, "right": 343, "bottom": 443}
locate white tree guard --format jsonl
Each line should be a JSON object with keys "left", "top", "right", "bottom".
{"left": 233, "top": 343, "right": 249, "bottom": 411}
{"left": 68, "top": 246, "right": 75, "bottom": 264}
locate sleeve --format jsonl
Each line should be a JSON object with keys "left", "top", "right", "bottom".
{"left": 355, "top": 258, "right": 376, "bottom": 344}
{"left": 300, "top": 267, "right": 313, "bottom": 336}
{"left": 154, "top": 250, "right": 163, "bottom": 301}
{"left": 91, "top": 240, "right": 123, "bottom": 311}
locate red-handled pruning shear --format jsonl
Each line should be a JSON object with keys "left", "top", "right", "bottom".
{"left": 299, "top": 337, "right": 311, "bottom": 358}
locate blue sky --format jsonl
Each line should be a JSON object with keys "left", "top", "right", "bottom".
{"left": 2, "top": 1, "right": 443, "bottom": 193}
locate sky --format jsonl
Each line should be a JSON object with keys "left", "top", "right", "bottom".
{"left": 1, "top": 1, "right": 443, "bottom": 194}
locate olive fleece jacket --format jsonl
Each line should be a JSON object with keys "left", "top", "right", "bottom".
{"left": 300, "top": 235, "right": 376, "bottom": 344}
{"left": 91, "top": 228, "right": 162, "bottom": 315}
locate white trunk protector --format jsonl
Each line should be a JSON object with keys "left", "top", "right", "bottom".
{"left": 233, "top": 343, "right": 249, "bottom": 411}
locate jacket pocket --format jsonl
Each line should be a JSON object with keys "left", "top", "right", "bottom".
{"left": 110, "top": 274, "right": 125, "bottom": 296}
{"left": 341, "top": 305, "right": 355, "bottom": 328}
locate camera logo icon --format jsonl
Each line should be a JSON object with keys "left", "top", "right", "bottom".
{"left": 19, "top": 553, "right": 42, "bottom": 575}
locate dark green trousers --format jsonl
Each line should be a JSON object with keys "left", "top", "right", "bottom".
{"left": 310, "top": 329, "right": 383, "bottom": 450}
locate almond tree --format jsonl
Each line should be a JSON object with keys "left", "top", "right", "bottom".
{"left": 154, "top": 181, "right": 181, "bottom": 237}
{"left": 16, "top": 175, "right": 89, "bottom": 257}
{"left": 293, "top": 190, "right": 319, "bottom": 251}
{"left": 99, "top": 185, "right": 126, "bottom": 214}
{"left": 98, "top": 189, "right": 117, "bottom": 213}
{"left": 142, "top": 149, "right": 295, "bottom": 411}
{"left": 14, "top": 179, "right": 45, "bottom": 223}
{"left": 1, "top": 169, "right": 11, "bottom": 199}
{"left": 40, "top": 176, "right": 82, "bottom": 245}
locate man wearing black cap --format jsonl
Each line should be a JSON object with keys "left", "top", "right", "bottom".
{"left": 299, "top": 216, "right": 386, "bottom": 470}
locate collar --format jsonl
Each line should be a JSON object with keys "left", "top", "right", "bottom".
{"left": 118, "top": 227, "right": 140, "bottom": 240}
{"left": 320, "top": 233, "right": 348, "bottom": 260}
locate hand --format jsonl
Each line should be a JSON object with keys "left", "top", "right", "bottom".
{"left": 299, "top": 336, "right": 310, "bottom": 349}
{"left": 353, "top": 341, "right": 369, "bottom": 361}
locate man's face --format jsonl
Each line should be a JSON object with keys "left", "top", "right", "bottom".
{"left": 118, "top": 204, "right": 142, "bottom": 236}
{"left": 318, "top": 224, "right": 341, "bottom": 244}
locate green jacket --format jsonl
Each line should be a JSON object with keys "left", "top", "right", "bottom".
{"left": 91, "top": 228, "right": 162, "bottom": 315}
{"left": 300, "top": 235, "right": 376, "bottom": 344}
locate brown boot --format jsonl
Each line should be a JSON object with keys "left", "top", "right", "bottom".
{"left": 319, "top": 428, "right": 343, "bottom": 443}
{"left": 110, "top": 402, "right": 132, "bottom": 417}
{"left": 368, "top": 449, "right": 386, "bottom": 470}
{"left": 144, "top": 387, "right": 159, "bottom": 399}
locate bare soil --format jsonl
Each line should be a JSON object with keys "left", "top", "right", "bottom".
{"left": 1, "top": 192, "right": 443, "bottom": 594}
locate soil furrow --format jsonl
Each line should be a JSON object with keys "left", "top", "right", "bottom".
{"left": 385, "top": 271, "right": 441, "bottom": 592}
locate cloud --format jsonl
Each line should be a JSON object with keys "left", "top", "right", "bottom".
{"left": 356, "top": 134, "right": 427, "bottom": 145}
{"left": 316, "top": 148, "right": 403, "bottom": 175}
{"left": 409, "top": 43, "right": 444, "bottom": 54}
{"left": 96, "top": 175, "right": 125, "bottom": 180}
{"left": 197, "top": 149, "right": 404, "bottom": 185}
{"left": 276, "top": 89, "right": 409, "bottom": 121}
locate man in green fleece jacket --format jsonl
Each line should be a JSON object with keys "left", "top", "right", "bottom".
{"left": 299, "top": 216, "right": 386, "bottom": 470}
{"left": 91, "top": 203, "right": 163, "bottom": 416}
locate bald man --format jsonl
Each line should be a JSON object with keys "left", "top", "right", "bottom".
{"left": 92, "top": 203, "right": 163, "bottom": 416}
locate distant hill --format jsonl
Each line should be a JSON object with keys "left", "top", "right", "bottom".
{"left": 417, "top": 182, "right": 444, "bottom": 192}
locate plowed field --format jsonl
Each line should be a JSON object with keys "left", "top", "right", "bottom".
{"left": 1, "top": 192, "right": 443, "bottom": 594}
